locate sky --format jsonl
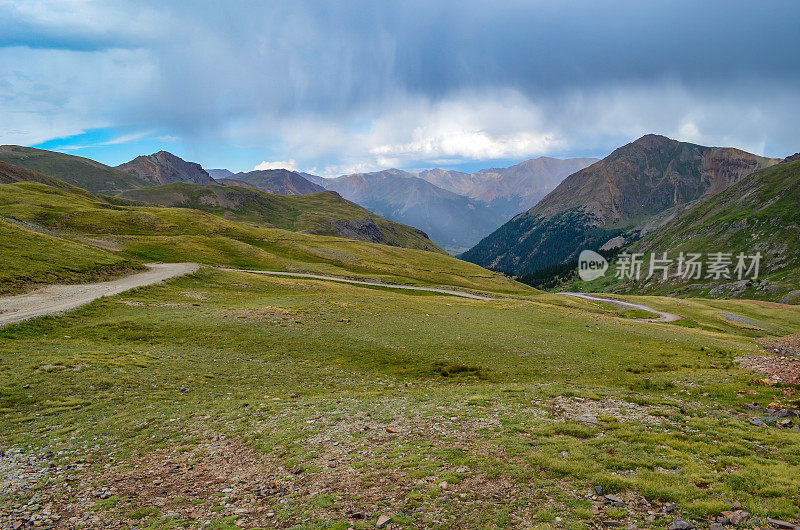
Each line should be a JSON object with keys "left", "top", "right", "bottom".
{"left": 1, "top": 0, "right": 799, "bottom": 176}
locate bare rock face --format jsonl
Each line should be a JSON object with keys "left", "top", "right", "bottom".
{"left": 117, "top": 151, "right": 217, "bottom": 186}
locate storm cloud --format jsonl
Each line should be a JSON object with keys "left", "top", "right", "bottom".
{"left": 1, "top": 0, "right": 798, "bottom": 172}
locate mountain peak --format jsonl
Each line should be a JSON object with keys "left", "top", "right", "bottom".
{"left": 628, "top": 133, "right": 677, "bottom": 149}
{"left": 117, "top": 151, "right": 216, "bottom": 186}
{"left": 231, "top": 168, "right": 325, "bottom": 195}
{"left": 462, "top": 137, "right": 780, "bottom": 275}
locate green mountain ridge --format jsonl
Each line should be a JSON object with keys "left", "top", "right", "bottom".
{"left": 120, "top": 182, "right": 444, "bottom": 253}
{"left": 0, "top": 145, "right": 152, "bottom": 193}
{"left": 461, "top": 134, "right": 780, "bottom": 275}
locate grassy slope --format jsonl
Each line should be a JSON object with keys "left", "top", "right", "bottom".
{"left": 0, "top": 182, "right": 528, "bottom": 295}
{"left": 1, "top": 269, "right": 799, "bottom": 526}
{"left": 573, "top": 160, "right": 800, "bottom": 301}
{"left": 0, "top": 218, "right": 142, "bottom": 294}
{"left": 0, "top": 145, "right": 151, "bottom": 192}
{"left": 120, "top": 182, "right": 445, "bottom": 253}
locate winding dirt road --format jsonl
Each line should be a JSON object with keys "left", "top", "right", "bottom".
{"left": 558, "top": 292, "right": 681, "bottom": 322}
{"left": 0, "top": 263, "right": 198, "bottom": 327}
{"left": 0, "top": 264, "right": 684, "bottom": 329}
{"left": 219, "top": 268, "right": 494, "bottom": 300}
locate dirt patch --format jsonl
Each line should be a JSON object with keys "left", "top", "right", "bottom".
{"left": 737, "top": 355, "right": 800, "bottom": 385}
{"left": 217, "top": 306, "right": 300, "bottom": 323}
{"left": 547, "top": 396, "right": 675, "bottom": 425}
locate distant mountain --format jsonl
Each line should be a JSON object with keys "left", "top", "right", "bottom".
{"left": 232, "top": 169, "right": 325, "bottom": 195}
{"left": 0, "top": 145, "right": 151, "bottom": 192}
{"left": 308, "top": 169, "right": 507, "bottom": 253}
{"left": 117, "top": 151, "right": 217, "bottom": 186}
{"left": 418, "top": 157, "right": 597, "bottom": 218}
{"left": 462, "top": 134, "right": 780, "bottom": 275}
{"left": 214, "top": 177, "right": 258, "bottom": 189}
{"left": 207, "top": 169, "right": 234, "bottom": 179}
{"left": 120, "top": 182, "right": 444, "bottom": 253}
{"left": 582, "top": 155, "right": 800, "bottom": 302}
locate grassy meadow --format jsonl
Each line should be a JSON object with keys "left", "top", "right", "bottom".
{"left": 2, "top": 267, "right": 799, "bottom": 528}
{"left": 0, "top": 181, "right": 527, "bottom": 295}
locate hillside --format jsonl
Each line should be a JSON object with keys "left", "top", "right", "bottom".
{"left": 462, "top": 135, "right": 780, "bottom": 275}
{"left": 232, "top": 169, "right": 326, "bottom": 195}
{"left": 0, "top": 160, "right": 97, "bottom": 197}
{"left": 116, "top": 151, "right": 217, "bottom": 185}
{"left": 0, "top": 145, "right": 151, "bottom": 192}
{"left": 0, "top": 181, "right": 529, "bottom": 294}
{"left": 0, "top": 217, "right": 142, "bottom": 294}
{"left": 578, "top": 157, "right": 800, "bottom": 302}
{"left": 307, "top": 169, "right": 507, "bottom": 253}
{"left": 120, "top": 182, "right": 445, "bottom": 253}
{"left": 418, "top": 157, "right": 597, "bottom": 218}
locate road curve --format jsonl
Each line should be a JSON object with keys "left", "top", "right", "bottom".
{"left": 0, "top": 263, "right": 199, "bottom": 327}
{"left": 219, "top": 268, "right": 493, "bottom": 300}
{"left": 558, "top": 292, "right": 681, "bottom": 322}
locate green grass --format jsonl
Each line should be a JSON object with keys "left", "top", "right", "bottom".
{"left": 0, "top": 217, "right": 142, "bottom": 294}
{"left": 1, "top": 268, "right": 799, "bottom": 526}
{"left": 120, "top": 182, "right": 444, "bottom": 253}
{"left": 0, "top": 145, "right": 151, "bottom": 192}
{"left": 0, "top": 181, "right": 530, "bottom": 295}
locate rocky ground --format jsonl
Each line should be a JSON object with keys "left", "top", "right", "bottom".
{"left": 758, "top": 333, "right": 800, "bottom": 357}
{"left": 2, "top": 392, "right": 800, "bottom": 529}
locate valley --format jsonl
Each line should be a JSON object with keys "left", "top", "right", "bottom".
{"left": 1, "top": 136, "right": 799, "bottom": 529}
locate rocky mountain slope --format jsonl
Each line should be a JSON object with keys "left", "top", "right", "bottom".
{"left": 305, "top": 169, "right": 507, "bottom": 253}
{"left": 582, "top": 156, "right": 800, "bottom": 301}
{"left": 0, "top": 145, "right": 152, "bottom": 192}
{"left": 418, "top": 157, "right": 597, "bottom": 218}
{"left": 462, "top": 134, "right": 780, "bottom": 275}
{"left": 121, "top": 182, "right": 444, "bottom": 253}
{"left": 116, "top": 151, "right": 217, "bottom": 185}
{"left": 231, "top": 169, "right": 325, "bottom": 195}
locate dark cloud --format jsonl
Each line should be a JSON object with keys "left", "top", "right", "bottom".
{"left": 2, "top": 0, "right": 799, "bottom": 168}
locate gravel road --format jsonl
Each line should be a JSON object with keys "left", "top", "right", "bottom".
{"left": 219, "top": 268, "right": 494, "bottom": 300}
{"left": 558, "top": 292, "right": 681, "bottom": 322}
{"left": 0, "top": 263, "right": 198, "bottom": 327}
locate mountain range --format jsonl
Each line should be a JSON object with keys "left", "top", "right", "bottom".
{"left": 461, "top": 135, "right": 780, "bottom": 274}
{"left": 302, "top": 157, "right": 595, "bottom": 253}
{"left": 0, "top": 145, "right": 597, "bottom": 253}
{"left": 417, "top": 157, "right": 597, "bottom": 218}
{"left": 303, "top": 169, "right": 507, "bottom": 253}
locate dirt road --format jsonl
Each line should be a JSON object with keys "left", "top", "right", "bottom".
{"left": 558, "top": 292, "right": 681, "bottom": 322}
{"left": 0, "top": 263, "right": 198, "bottom": 327}
{"left": 219, "top": 268, "right": 494, "bottom": 300}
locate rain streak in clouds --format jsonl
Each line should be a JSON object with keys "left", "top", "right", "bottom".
{"left": 1, "top": 0, "right": 799, "bottom": 173}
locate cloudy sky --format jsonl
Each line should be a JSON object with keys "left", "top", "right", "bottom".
{"left": 2, "top": 0, "right": 799, "bottom": 175}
